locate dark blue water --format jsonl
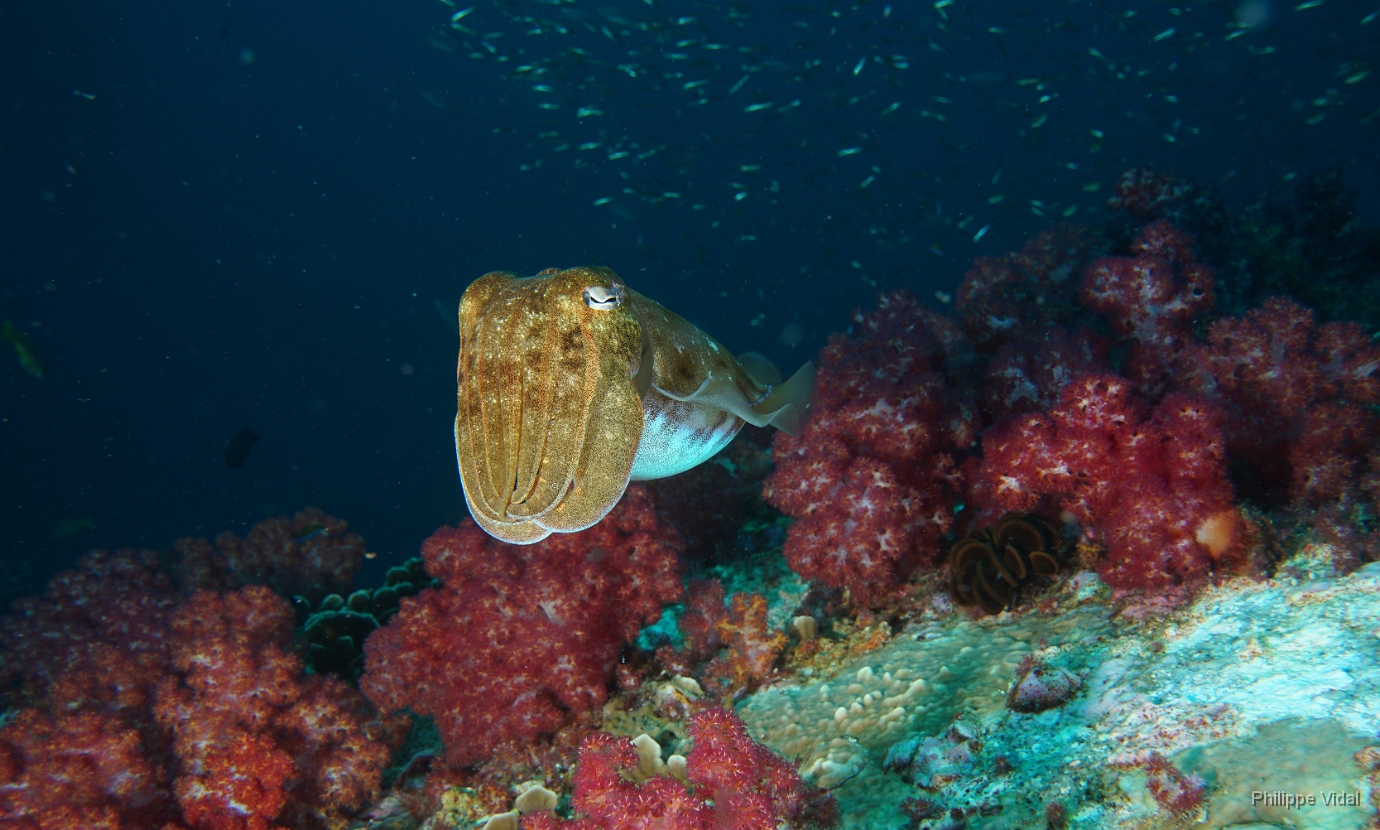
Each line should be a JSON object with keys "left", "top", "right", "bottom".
{"left": 2, "top": 0, "right": 1376, "bottom": 596}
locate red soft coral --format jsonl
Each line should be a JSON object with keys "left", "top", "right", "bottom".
{"left": 1184, "top": 297, "right": 1380, "bottom": 512}
{"left": 156, "top": 587, "right": 393, "bottom": 830}
{"left": 664, "top": 587, "right": 787, "bottom": 702}
{"left": 955, "top": 224, "right": 1095, "bottom": 351}
{"left": 763, "top": 291, "right": 976, "bottom": 605}
{"left": 0, "top": 549, "right": 179, "bottom": 716}
{"left": 0, "top": 708, "right": 175, "bottom": 830}
{"left": 1080, "top": 220, "right": 1215, "bottom": 397}
{"left": 1107, "top": 168, "right": 1192, "bottom": 216}
{"left": 361, "top": 486, "right": 684, "bottom": 768}
{"left": 983, "top": 327, "right": 1109, "bottom": 418}
{"left": 172, "top": 508, "right": 366, "bottom": 599}
{"left": 973, "top": 374, "right": 1242, "bottom": 590}
{"left": 0, "top": 526, "right": 396, "bottom": 830}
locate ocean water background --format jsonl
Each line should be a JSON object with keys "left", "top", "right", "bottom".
{"left": 1, "top": 0, "right": 1375, "bottom": 596}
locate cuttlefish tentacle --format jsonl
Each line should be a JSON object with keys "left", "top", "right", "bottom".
{"left": 456, "top": 265, "right": 814, "bottom": 544}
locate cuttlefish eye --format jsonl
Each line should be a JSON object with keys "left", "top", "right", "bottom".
{"left": 583, "top": 280, "right": 625, "bottom": 310}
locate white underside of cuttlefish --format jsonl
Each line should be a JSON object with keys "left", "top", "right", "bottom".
{"left": 454, "top": 266, "right": 815, "bottom": 544}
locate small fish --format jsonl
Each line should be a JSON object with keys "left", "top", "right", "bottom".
{"left": 296, "top": 523, "right": 329, "bottom": 543}
{"left": 52, "top": 517, "right": 94, "bottom": 539}
{"left": 224, "top": 428, "right": 258, "bottom": 469}
{"left": 450, "top": 6, "right": 473, "bottom": 22}
{"left": 1, "top": 320, "right": 44, "bottom": 378}
{"left": 973, "top": 224, "right": 990, "bottom": 242}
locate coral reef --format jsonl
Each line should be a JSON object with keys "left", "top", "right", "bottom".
{"left": 8, "top": 166, "right": 1380, "bottom": 830}
{"left": 740, "top": 560, "right": 1380, "bottom": 829}
{"left": 360, "top": 485, "right": 685, "bottom": 768}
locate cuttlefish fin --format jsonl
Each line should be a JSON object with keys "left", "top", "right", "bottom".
{"left": 664, "top": 359, "right": 816, "bottom": 438}
{"left": 748, "top": 359, "right": 816, "bottom": 436}
{"left": 735, "top": 351, "right": 784, "bottom": 386}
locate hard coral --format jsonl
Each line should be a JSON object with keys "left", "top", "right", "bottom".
{"left": 522, "top": 707, "right": 837, "bottom": 830}
{"left": 763, "top": 290, "right": 977, "bottom": 606}
{"left": 361, "top": 485, "right": 684, "bottom": 768}
{"left": 297, "top": 557, "right": 435, "bottom": 680}
{"left": 973, "top": 374, "right": 1243, "bottom": 590}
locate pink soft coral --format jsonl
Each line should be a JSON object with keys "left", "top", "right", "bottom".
{"left": 361, "top": 486, "right": 684, "bottom": 767}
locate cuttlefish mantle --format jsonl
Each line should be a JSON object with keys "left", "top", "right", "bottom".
{"left": 455, "top": 266, "right": 815, "bottom": 544}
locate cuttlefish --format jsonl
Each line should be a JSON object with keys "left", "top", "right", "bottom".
{"left": 455, "top": 266, "right": 815, "bottom": 544}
